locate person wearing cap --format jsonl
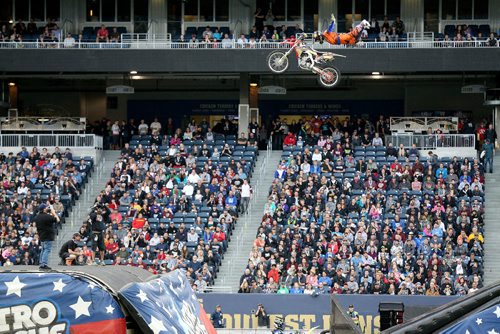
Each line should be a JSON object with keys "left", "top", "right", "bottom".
{"left": 34, "top": 203, "right": 60, "bottom": 270}
{"left": 210, "top": 304, "right": 225, "bottom": 328}
{"left": 59, "top": 233, "right": 83, "bottom": 266}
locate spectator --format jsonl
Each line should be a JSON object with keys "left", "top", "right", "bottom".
{"left": 96, "top": 24, "right": 109, "bottom": 43}
{"left": 211, "top": 305, "right": 225, "bottom": 328}
{"left": 486, "top": 33, "right": 498, "bottom": 47}
{"left": 110, "top": 27, "right": 120, "bottom": 42}
{"left": 392, "top": 16, "right": 405, "bottom": 35}
{"left": 34, "top": 204, "right": 60, "bottom": 270}
{"left": 63, "top": 33, "right": 76, "bottom": 48}
{"left": 59, "top": 233, "right": 83, "bottom": 265}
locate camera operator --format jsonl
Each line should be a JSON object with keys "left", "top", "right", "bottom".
{"left": 254, "top": 303, "right": 269, "bottom": 329}
{"left": 34, "top": 203, "right": 60, "bottom": 270}
{"left": 88, "top": 203, "right": 110, "bottom": 264}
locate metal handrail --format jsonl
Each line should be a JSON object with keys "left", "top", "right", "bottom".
{"left": 0, "top": 134, "right": 103, "bottom": 149}
{"left": 385, "top": 133, "right": 475, "bottom": 150}
{"left": 1, "top": 39, "right": 497, "bottom": 50}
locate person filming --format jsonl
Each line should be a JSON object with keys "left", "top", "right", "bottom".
{"left": 34, "top": 203, "right": 60, "bottom": 270}
{"left": 254, "top": 303, "right": 269, "bottom": 328}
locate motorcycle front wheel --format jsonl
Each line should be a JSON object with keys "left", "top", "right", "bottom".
{"left": 317, "top": 66, "right": 341, "bottom": 88}
{"left": 267, "top": 51, "right": 289, "bottom": 73}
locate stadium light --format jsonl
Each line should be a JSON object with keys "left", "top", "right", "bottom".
{"left": 371, "top": 72, "right": 381, "bottom": 75}
{"left": 131, "top": 75, "right": 142, "bottom": 80}
{"left": 130, "top": 71, "right": 138, "bottom": 75}
{"left": 250, "top": 83, "right": 258, "bottom": 87}
{"left": 8, "top": 82, "right": 15, "bottom": 86}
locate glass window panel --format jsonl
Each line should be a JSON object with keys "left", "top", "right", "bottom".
{"left": 458, "top": 0, "right": 472, "bottom": 19}
{"left": 0, "top": 0, "right": 13, "bottom": 22}
{"left": 167, "top": 0, "right": 181, "bottom": 21}
{"left": 370, "top": 0, "right": 384, "bottom": 20}
{"left": 200, "top": 0, "right": 213, "bottom": 21}
{"left": 215, "top": 0, "right": 229, "bottom": 21}
{"left": 337, "top": 0, "right": 353, "bottom": 32}
{"left": 134, "top": 0, "right": 148, "bottom": 19}
{"left": 46, "top": 0, "right": 60, "bottom": 21}
{"left": 355, "top": 0, "right": 369, "bottom": 19}
{"left": 15, "top": 0, "right": 29, "bottom": 21}
{"left": 386, "top": 0, "right": 400, "bottom": 19}
{"left": 101, "top": 0, "right": 115, "bottom": 21}
{"left": 117, "top": 0, "right": 130, "bottom": 21}
{"left": 474, "top": 0, "right": 488, "bottom": 19}
{"left": 31, "top": 0, "right": 44, "bottom": 21}
{"left": 424, "top": 0, "right": 439, "bottom": 32}
{"left": 183, "top": 0, "right": 197, "bottom": 22}
{"left": 86, "top": 0, "right": 100, "bottom": 22}
{"left": 287, "top": 0, "right": 301, "bottom": 21}
{"left": 303, "top": 0, "right": 318, "bottom": 32}
{"left": 273, "top": 0, "right": 285, "bottom": 21}
{"left": 441, "top": 0, "right": 456, "bottom": 19}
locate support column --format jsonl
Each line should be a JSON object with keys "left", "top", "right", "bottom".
{"left": 149, "top": 0, "right": 168, "bottom": 35}
{"left": 318, "top": 0, "right": 335, "bottom": 31}
{"left": 8, "top": 83, "right": 18, "bottom": 108}
{"left": 238, "top": 73, "right": 250, "bottom": 136}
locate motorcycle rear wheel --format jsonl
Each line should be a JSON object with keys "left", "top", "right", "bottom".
{"left": 317, "top": 66, "right": 341, "bottom": 88}
{"left": 267, "top": 51, "right": 289, "bottom": 73}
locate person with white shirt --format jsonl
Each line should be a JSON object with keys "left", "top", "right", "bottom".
{"left": 372, "top": 132, "right": 383, "bottom": 146}
{"left": 183, "top": 182, "right": 194, "bottom": 197}
{"left": 312, "top": 148, "right": 323, "bottom": 163}
{"left": 63, "top": 33, "right": 75, "bottom": 48}
{"left": 138, "top": 119, "right": 149, "bottom": 136}
{"left": 240, "top": 179, "right": 252, "bottom": 214}
{"left": 187, "top": 169, "right": 201, "bottom": 184}
{"left": 150, "top": 118, "right": 162, "bottom": 135}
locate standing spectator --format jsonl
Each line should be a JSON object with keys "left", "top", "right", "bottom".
{"left": 240, "top": 179, "right": 251, "bottom": 214}
{"left": 111, "top": 121, "right": 121, "bottom": 149}
{"left": 392, "top": 16, "right": 405, "bottom": 35}
{"left": 254, "top": 8, "right": 265, "bottom": 34}
{"left": 254, "top": 303, "right": 269, "bottom": 328}
{"left": 34, "top": 204, "right": 60, "bottom": 270}
{"left": 482, "top": 139, "right": 494, "bottom": 173}
{"left": 150, "top": 117, "right": 162, "bottom": 135}
{"left": 211, "top": 305, "right": 225, "bottom": 328}
{"left": 485, "top": 123, "right": 497, "bottom": 144}
{"left": 138, "top": 119, "right": 149, "bottom": 136}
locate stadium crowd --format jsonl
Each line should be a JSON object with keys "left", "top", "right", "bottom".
{"left": 0, "top": 146, "right": 91, "bottom": 266}
{"left": 239, "top": 115, "right": 494, "bottom": 296}
{"left": 59, "top": 117, "right": 257, "bottom": 292}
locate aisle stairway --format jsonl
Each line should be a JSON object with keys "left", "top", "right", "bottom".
{"left": 49, "top": 150, "right": 122, "bottom": 266}
{"left": 214, "top": 150, "right": 282, "bottom": 292}
{"left": 482, "top": 151, "right": 500, "bottom": 286}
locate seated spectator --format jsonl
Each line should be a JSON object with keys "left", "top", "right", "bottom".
{"left": 110, "top": 27, "right": 120, "bottom": 43}
{"left": 96, "top": 24, "right": 109, "bottom": 43}
{"left": 63, "top": 33, "right": 76, "bottom": 48}
{"left": 486, "top": 33, "right": 498, "bottom": 47}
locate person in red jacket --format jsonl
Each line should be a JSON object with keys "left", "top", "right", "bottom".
{"left": 132, "top": 213, "right": 147, "bottom": 229}
{"left": 283, "top": 132, "right": 297, "bottom": 146}
{"left": 267, "top": 264, "right": 280, "bottom": 283}
{"left": 213, "top": 226, "right": 227, "bottom": 251}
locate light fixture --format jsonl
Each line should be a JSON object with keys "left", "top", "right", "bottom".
{"left": 371, "top": 72, "right": 380, "bottom": 75}
{"left": 8, "top": 19, "right": 13, "bottom": 24}
{"left": 130, "top": 70, "right": 138, "bottom": 75}
{"left": 8, "top": 82, "right": 15, "bottom": 86}
{"left": 131, "top": 75, "right": 141, "bottom": 80}
{"left": 250, "top": 83, "right": 258, "bottom": 87}
{"left": 90, "top": 10, "right": 93, "bottom": 17}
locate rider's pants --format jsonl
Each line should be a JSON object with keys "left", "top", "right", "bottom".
{"left": 322, "top": 20, "right": 363, "bottom": 45}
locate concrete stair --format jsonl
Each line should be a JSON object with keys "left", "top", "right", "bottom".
{"left": 214, "top": 150, "right": 283, "bottom": 292}
{"left": 482, "top": 151, "right": 500, "bottom": 286}
{"left": 48, "top": 150, "right": 122, "bottom": 266}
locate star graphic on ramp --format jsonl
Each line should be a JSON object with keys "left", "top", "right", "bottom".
{"left": 69, "top": 296, "right": 92, "bottom": 319}
{"left": 4, "top": 276, "right": 27, "bottom": 297}
{"left": 148, "top": 315, "right": 167, "bottom": 334}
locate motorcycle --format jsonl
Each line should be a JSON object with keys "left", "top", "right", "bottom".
{"left": 267, "top": 34, "right": 346, "bottom": 88}
{"left": 271, "top": 316, "right": 323, "bottom": 334}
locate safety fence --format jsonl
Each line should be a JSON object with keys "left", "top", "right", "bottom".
{"left": 385, "top": 134, "right": 475, "bottom": 150}
{"left": 0, "top": 39, "right": 497, "bottom": 50}
{"left": 0, "top": 134, "right": 103, "bottom": 149}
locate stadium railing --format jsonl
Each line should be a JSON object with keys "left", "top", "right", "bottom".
{"left": 385, "top": 133, "right": 475, "bottom": 150}
{"left": 0, "top": 40, "right": 497, "bottom": 50}
{"left": 0, "top": 133, "right": 102, "bottom": 149}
